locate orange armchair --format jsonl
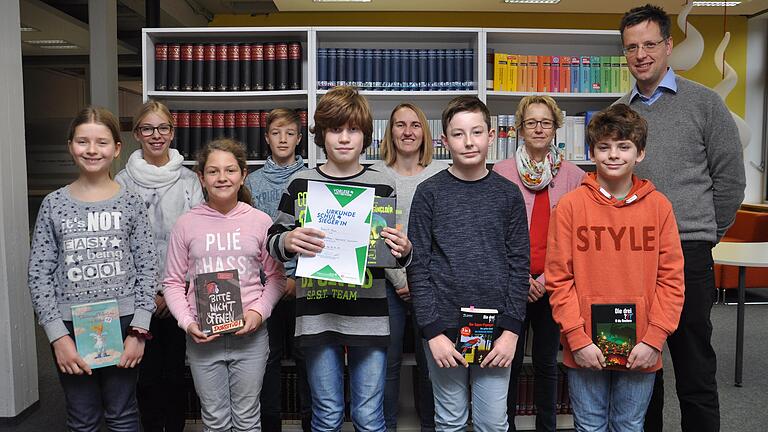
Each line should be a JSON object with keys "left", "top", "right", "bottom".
{"left": 714, "top": 210, "right": 768, "bottom": 290}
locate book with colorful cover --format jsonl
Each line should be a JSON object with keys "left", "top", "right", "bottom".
{"left": 539, "top": 55, "right": 550, "bottom": 92}
{"left": 610, "top": 56, "right": 622, "bottom": 93}
{"left": 527, "top": 55, "right": 538, "bottom": 92}
{"left": 506, "top": 54, "right": 518, "bottom": 92}
{"left": 601, "top": 56, "right": 612, "bottom": 93}
{"left": 455, "top": 307, "right": 498, "bottom": 364}
{"left": 195, "top": 269, "right": 245, "bottom": 336}
{"left": 580, "top": 56, "right": 591, "bottom": 94}
{"left": 517, "top": 55, "right": 528, "bottom": 92}
{"left": 367, "top": 197, "right": 401, "bottom": 268}
{"left": 591, "top": 303, "right": 636, "bottom": 368}
{"left": 493, "top": 53, "right": 508, "bottom": 91}
{"left": 560, "top": 56, "right": 571, "bottom": 93}
{"left": 550, "top": 56, "right": 560, "bottom": 93}
{"left": 619, "top": 57, "right": 631, "bottom": 93}
{"left": 71, "top": 299, "right": 123, "bottom": 369}
{"left": 590, "top": 56, "right": 602, "bottom": 93}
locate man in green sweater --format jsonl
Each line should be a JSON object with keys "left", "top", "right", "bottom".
{"left": 616, "top": 5, "right": 745, "bottom": 432}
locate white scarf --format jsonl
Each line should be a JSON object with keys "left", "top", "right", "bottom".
{"left": 124, "top": 148, "right": 186, "bottom": 188}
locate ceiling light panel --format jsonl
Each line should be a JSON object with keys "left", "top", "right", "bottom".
{"left": 691, "top": 1, "right": 741, "bottom": 6}
{"left": 24, "top": 39, "right": 70, "bottom": 45}
{"left": 504, "top": 0, "right": 561, "bottom": 3}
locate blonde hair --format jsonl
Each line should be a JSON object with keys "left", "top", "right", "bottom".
{"left": 132, "top": 99, "right": 173, "bottom": 131}
{"left": 68, "top": 106, "right": 121, "bottom": 145}
{"left": 380, "top": 103, "right": 433, "bottom": 167}
{"left": 514, "top": 95, "right": 564, "bottom": 130}
{"left": 195, "top": 138, "right": 253, "bottom": 205}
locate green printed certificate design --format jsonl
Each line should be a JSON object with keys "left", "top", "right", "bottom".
{"left": 296, "top": 181, "right": 375, "bottom": 285}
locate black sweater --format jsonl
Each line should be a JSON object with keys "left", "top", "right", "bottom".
{"left": 407, "top": 170, "right": 529, "bottom": 340}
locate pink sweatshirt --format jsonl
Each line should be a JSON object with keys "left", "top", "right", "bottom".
{"left": 163, "top": 201, "right": 286, "bottom": 333}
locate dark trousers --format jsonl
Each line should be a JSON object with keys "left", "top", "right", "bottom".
{"left": 260, "top": 298, "right": 312, "bottom": 432}
{"left": 137, "top": 315, "right": 187, "bottom": 432}
{"left": 59, "top": 316, "right": 140, "bottom": 432}
{"left": 644, "top": 241, "right": 720, "bottom": 432}
{"left": 507, "top": 293, "right": 560, "bottom": 432}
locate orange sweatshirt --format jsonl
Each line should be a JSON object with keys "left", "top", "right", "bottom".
{"left": 545, "top": 173, "right": 685, "bottom": 371}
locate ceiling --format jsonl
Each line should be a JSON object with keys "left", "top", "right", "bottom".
{"left": 18, "top": 0, "right": 768, "bottom": 81}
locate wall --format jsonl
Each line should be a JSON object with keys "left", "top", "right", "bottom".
{"left": 210, "top": 11, "right": 748, "bottom": 116}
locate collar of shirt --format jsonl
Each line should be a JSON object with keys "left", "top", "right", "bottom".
{"left": 630, "top": 67, "right": 677, "bottom": 106}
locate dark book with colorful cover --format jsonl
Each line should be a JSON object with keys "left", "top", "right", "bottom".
{"left": 462, "top": 49, "right": 474, "bottom": 90}
{"left": 591, "top": 303, "right": 636, "bottom": 368}
{"left": 455, "top": 307, "right": 498, "bottom": 364}
{"left": 225, "top": 111, "right": 236, "bottom": 139}
{"left": 189, "top": 111, "right": 201, "bottom": 158}
{"left": 418, "top": 49, "right": 429, "bottom": 91}
{"left": 336, "top": 47, "right": 347, "bottom": 87}
{"left": 170, "top": 111, "right": 178, "bottom": 149}
{"left": 213, "top": 111, "right": 226, "bottom": 139}
{"left": 363, "top": 49, "right": 373, "bottom": 90}
{"left": 168, "top": 43, "right": 181, "bottom": 91}
{"left": 317, "top": 48, "right": 328, "bottom": 89}
{"left": 176, "top": 110, "right": 190, "bottom": 159}
{"left": 289, "top": 41, "right": 302, "bottom": 90}
{"left": 391, "top": 49, "right": 402, "bottom": 90}
{"left": 201, "top": 111, "right": 213, "bottom": 146}
{"left": 427, "top": 49, "right": 437, "bottom": 91}
{"left": 409, "top": 49, "right": 419, "bottom": 90}
{"left": 253, "top": 43, "right": 264, "bottom": 91}
{"left": 71, "top": 299, "right": 123, "bottom": 369}
{"left": 240, "top": 43, "right": 252, "bottom": 91}
{"left": 181, "top": 44, "right": 193, "bottom": 91}
{"left": 259, "top": 110, "right": 269, "bottom": 153}
{"left": 216, "top": 44, "right": 228, "bottom": 91}
{"left": 382, "top": 49, "right": 392, "bottom": 91}
{"left": 235, "top": 111, "right": 248, "bottom": 145}
{"left": 373, "top": 49, "right": 384, "bottom": 90}
{"left": 327, "top": 48, "right": 337, "bottom": 88}
{"left": 298, "top": 109, "right": 308, "bottom": 159}
{"left": 346, "top": 47, "right": 356, "bottom": 87}
{"left": 276, "top": 42, "right": 289, "bottom": 90}
{"left": 367, "top": 197, "right": 400, "bottom": 268}
{"left": 194, "top": 269, "right": 244, "bottom": 336}
{"left": 154, "top": 43, "right": 168, "bottom": 91}
{"left": 264, "top": 43, "right": 276, "bottom": 90}
{"left": 204, "top": 44, "right": 217, "bottom": 91}
{"left": 354, "top": 48, "right": 365, "bottom": 88}
{"left": 193, "top": 44, "right": 204, "bottom": 91}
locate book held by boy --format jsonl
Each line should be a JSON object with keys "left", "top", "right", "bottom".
{"left": 455, "top": 307, "right": 499, "bottom": 364}
{"left": 367, "top": 196, "right": 401, "bottom": 268}
{"left": 71, "top": 299, "right": 123, "bottom": 369}
{"left": 195, "top": 269, "right": 245, "bottom": 335}
{"left": 591, "top": 303, "right": 636, "bottom": 368}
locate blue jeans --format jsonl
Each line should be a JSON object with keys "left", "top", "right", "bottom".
{"left": 59, "top": 316, "right": 139, "bottom": 432}
{"left": 568, "top": 368, "right": 655, "bottom": 432}
{"left": 186, "top": 327, "right": 269, "bottom": 432}
{"left": 424, "top": 341, "right": 511, "bottom": 432}
{"left": 304, "top": 344, "right": 387, "bottom": 432}
{"left": 385, "top": 283, "right": 435, "bottom": 432}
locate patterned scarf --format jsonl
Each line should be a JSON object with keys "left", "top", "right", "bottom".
{"left": 515, "top": 143, "right": 564, "bottom": 191}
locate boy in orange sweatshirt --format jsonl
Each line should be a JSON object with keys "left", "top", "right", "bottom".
{"left": 545, "top": 104, "right": 685, "bottom": 431}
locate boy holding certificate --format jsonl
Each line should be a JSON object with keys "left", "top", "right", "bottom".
{"left": 267, "top": 86, "right": 412, "bottom": 432}
{"left": 407, "top": 95, "right": 530, "bottom": 432}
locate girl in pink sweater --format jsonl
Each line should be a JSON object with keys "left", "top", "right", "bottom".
{"left": 163, "top": 138, "right": 286, "bottom": 431}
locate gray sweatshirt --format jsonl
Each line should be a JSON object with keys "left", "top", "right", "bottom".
{"left": 616, "top": 76, "right": 745, "bottom": 242}
{"left": 28, "top": 186, "right": 159, "bottom": 342}
{"left": 370, "top": 160, "right": 448, "bottom": 288}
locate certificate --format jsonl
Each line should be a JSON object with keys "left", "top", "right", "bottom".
{"left": 296, "top": 181, "right": 375, "bottom": 285}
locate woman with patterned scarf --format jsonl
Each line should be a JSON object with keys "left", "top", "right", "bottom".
{"left": 493, "top": 95, "right": 586, "bottom": 432}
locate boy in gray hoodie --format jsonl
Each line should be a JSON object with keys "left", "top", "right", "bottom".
{"left": 244, "top": 108, "right": 311, "bottom": 432}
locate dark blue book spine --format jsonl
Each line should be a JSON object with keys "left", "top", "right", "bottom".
{"left": 445, "top": 49, "right": 456, "bottom": 90}
{"left": 382, "top": 49, "right": 392, "bottom": 91}
{"left": 463, "top": 49, "right": 474, "bottom": 90}
{"left": 427, "top": 49, "right": 437, "bottom": 91}
{"left": 391, "top": 49, "right": 401, "bottom": 91}
{"left": 373, "top": 49, "right": 383, "bottom": 90}
{"left": 346, "top": 48, "right": 355, "bottom": 87}
{"left": 364, "top": 49, "right": 373, "bottom": 90}
{"left": 336, "top": 48, "right": 347, "bottom": 86}
{"left": 400, "top": 49, "right": 409, "bottom": 91}
{"left": 327, "top": 48, "right": 337, "bottom": 88}
{"left": 437, "top": 49, "right": 447, "bottom": 90}
{"left": 453, "top": 48, "right": 462, "bottom": 91}
{"left": 317, "top": 48, "right": 327, "bottom": 89}
{"left": 409, "top": 49, "right": 418, "bottom": 90}
{"left": 354, "top": 48, "right": 364, "bottom": 88}
{"left": 418, "top": 49, "right": 428, "bottom": 91}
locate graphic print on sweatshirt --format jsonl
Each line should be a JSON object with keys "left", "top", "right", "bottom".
{"left": 62, "top": 211, "right": 129, "bottom": 286}
{"left": 195, "top": 228, "right": 256, "bottom": 280}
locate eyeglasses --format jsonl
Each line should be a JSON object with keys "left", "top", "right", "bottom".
{"left": 622, "top": 38, "right": 668, "bottom": 56}
{"left": 522, "top": 119, "right": 555, "bottom": 130}
{"left": 137, "top": 124, "right": 173, "bottom": 137}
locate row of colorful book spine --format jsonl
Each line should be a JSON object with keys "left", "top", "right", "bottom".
{"left": 317, "top": 48, "right": 475, "bottom": 91}
{"left": 489, "top": 53, "right": 630, "bottom": 94}
{"left": 154, "top": 42, "right": 302, "bottom": 92}
{"left": 169, "top": 109, "right": 309, "bottom": 161}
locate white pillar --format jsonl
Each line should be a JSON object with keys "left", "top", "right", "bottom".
{"left": 88, "top": 0, "right": 119, "bottom": 114}
{"left": 0, "top": 0, "right": 38, "bottom": 418}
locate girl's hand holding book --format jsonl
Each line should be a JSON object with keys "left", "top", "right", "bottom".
{"left": 187, "top": 322, "right": 220, "bottom": 344}
{"left": 573, "top": 343, "right": 606, "bottom": 370}
{"left": 429, "top": 334, "right": 468, "bottom": 368}
{"left": 52, "top": 335, "right": 92, "bottom": 376}
{"left": 626, "top": 342, "right": 659, "bottom": 370}
{"left": 480, "top": 330, "right": 518, "bottom": 368}
{"left": 119, "top": 332, "right": 146, "bottom": 368}
{"left": 285, "top": 227, "right": 325, "bottom": 256}
{"left": 234, "top": 310, "right": 263, "bottom": 336}
{"left": 380, "top": 227, "right": 412, "bottom": 259}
